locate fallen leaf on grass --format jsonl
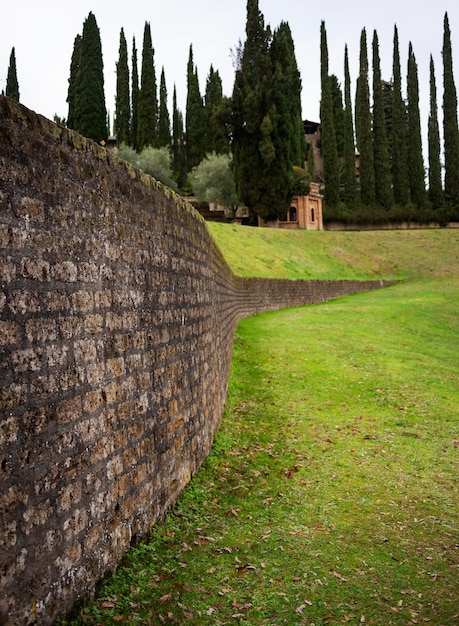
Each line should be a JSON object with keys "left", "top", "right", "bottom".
{"left": 159, "top": 593, "right": 172, "bottom": 602}
{"left": 295, "top": 601, "right": 313, "bottom": 614}
{"left": 99, "top": 601, "right": 116, "bottom": 609}
{"left": 232, "top": 599, "right": 253, "bottom": 610}
{"left": 332, "top": 571, "right": 347, "bottom": 582}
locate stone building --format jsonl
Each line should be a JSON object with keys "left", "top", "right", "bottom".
{"left": 258, "top": 182, "right": 324, "bottom": 230}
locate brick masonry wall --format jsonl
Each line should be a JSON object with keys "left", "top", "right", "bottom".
{"left": 0, "top": 97, "right": 394, "bottom": 625}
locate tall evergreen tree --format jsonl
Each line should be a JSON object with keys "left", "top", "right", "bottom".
{"left": 185, "top": 45, "right": 207, "bottom": 170}
{"left": 205, "top": 65, "right": 230, "bottom": 155}
{"left": 66, "top": 34, "right": 82, "bottom": 130}
{"left": 137, "top": 22, "right": 158, "bottom": 151}
{"left": 372, "top": 31, "right": 393, "bottom": 209}
{"left": 255, "top": 20, "right": 303, "bottom": 215}
{"left": 232, "top": 1, "right": 302, "bottom": 219}
{"left": 74, "top": 13, "right": 107, "bottom": 142}
{"left": 172, "top": 85, "right": 187, "bottom": 189}
{"left": 329, "top": 75, "right": 345, "bottom": 158}
{"left": 343, "top": 45, "right": 357, "bottom": 208}
{"left": 6, "top": 47, "right": 19, "bottom": 101}
{"left": 115, "top": 28, "right": 130, "bottom": 145}
{"left": 270, "top": 21, "right": 306, "bottom": 167}
{"left": 319, "top": 21, "right": 340, "bottom": 208}
{"left": 158, "top": 67, "right": 171, "bottom": 148}
{"left": 382, "top": 80, "right": 394, "bottom": 154}
{"left": 231, "top": 0, "right": 276, "bottom": 219}
{"left": 306, "top": 143, "right": 315, "bottom": 181}
{"left": 355, "top": 28, "right": 375, "bottom": 207}
{"left": 428, "top": 55, "right": 443, "bottom": 208}
{"left": 391, "top": 25, "right": 409, "bottom": 205}
{"left": 406, "top": 42, "right": 425, "bottom": 208}
{"left": 131, "top": 38, "right": 139, "bottom": 150}
{"left": 442, "top": 12, "right": 459, "bottom": 207}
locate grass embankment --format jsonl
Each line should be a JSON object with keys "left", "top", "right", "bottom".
{"left": 66, "top": 228, "right": 458, "bottom": 625}
{"left": 207, "top": 223, "right": 459, "bottom": 281}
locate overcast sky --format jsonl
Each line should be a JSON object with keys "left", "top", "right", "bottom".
{"left": 1, "top": 0, "right": 458, "bottom": 156}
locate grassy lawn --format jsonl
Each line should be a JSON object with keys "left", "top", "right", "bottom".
{"left": 64, "top": 228, "right": 459, "bottom": 625}
{"left": 207, "top": 223, "right": 459, "bottom": 281}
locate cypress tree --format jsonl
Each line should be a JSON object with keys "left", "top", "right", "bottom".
{"left": 232, "top": 0, "right": 303, "bottom": 220}
{"left": 6, "top": 47, "right": 20, "bottom": 101}
{"left": 391, "top": 25, "right": 409, "bottom": 205}
{"left": 270, "top": 21, "right": 306, "bottom": 167}
{"left": 66, "top": 34, "right": 82, "bottom": 130}
{"left": 329, "top": 75, "right": 345, "bottom": 158}
{"left": 406, "top": 42, "right": 425, "bottom": 208}
{"left": 205, "top": 65, "right": 229, "bottom": 155}
{"left": 131, "top": 38, "right": 139, "bottom": 150}
{"left": 172, "top": 85, "right": 187, "bottom": 189}
{"left": 258, "top": 20, "right": 303, "bottom": 216}
{"left": 158, "top": 67, "right": 171, "bottom": 148}
{"left": 428, "top": 55, "right": 443, "bottom": 208}
{"left": 307, "top": 143, "right": 315, "bottom": 181}
{"left": 343, "top": 45, "right": 357, "bottom": 208}
{"left": 442, "top": 12, "right": 459, "bottom": 207}
{"left": 320, "top": 21, "right": 340, "bottom": 208}
{"left": 71, "top": 12, "right": 107, "bottom": 142}
{"left": 115, "top": 28, "right": 130, "bottom": 145}
{"left": 137, "top": 22, "right": 158, "bottom": 151}
{"left": 382, "top": 80, "right": 393, "bottom": 154}
{"left": 372, "top": 31, "right": 393, "bottom": 210}
{"left": 185, "top": 45, "right": 207, "bottom": 170}
{"left": 355, "top": 28, "right": 375, "bottom": 207}
{"left": 231, "top": 0, "right": 275, "bottom": 219}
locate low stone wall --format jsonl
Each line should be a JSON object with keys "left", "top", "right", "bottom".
{"left": 325, "top": 221, "right": 458, "bottom": 231}
{"left": 0, "top": 97, "right": 393, "bottom": 624}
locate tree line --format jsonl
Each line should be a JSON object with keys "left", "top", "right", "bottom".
{"left": 320, "top": 13, "right": 459, "bottom": 224}
{"left": 5, "top": 3, "right": 459, "bottom": 224}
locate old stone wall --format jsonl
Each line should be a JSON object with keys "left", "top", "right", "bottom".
{"left": 0, "top": 97, "right": 393, "bottom": 624}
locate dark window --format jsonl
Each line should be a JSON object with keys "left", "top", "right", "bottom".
{"left": 311, "top": 208, "right": 315, "bottom": 223}
{"left": 289, "top": 207, "right": 297, "bottom": 222}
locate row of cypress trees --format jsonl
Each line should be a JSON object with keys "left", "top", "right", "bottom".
{"left": 66, "top": 13, "right": 231, "bottom": 191}
{"left": 66, "top": 7, "right": 458, "bottom": 222}
{"left": 65, "top": 3, "right": 306, "bottom": 221}
{"left": 112, "top": 0, "right": 307, "bottom": 220}
{"left": 320, "top": 13, "right": 459, "bottom": 221}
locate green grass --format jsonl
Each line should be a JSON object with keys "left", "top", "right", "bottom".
{"left": 207, "top": 223, "right": 459, "bottom": 281}
{"left": 63, "top": 227, "right": 459, "bottom": 625}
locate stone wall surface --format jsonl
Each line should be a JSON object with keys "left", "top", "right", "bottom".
{"left": 0, "top": 97, "right": 393, "bottom": 625}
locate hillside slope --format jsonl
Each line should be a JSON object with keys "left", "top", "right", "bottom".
{"left": 207, "top": 223, "right": 459, "bottom": 281}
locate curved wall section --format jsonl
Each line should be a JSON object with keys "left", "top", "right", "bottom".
{"left": 0, "top": 97, "right": 393, "bottom": 624}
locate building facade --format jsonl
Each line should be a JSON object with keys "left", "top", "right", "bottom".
{"left": 259, "top": 183, "right": 324, "bottom": 230}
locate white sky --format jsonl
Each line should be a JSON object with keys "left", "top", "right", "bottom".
{"left": 1, "top": 0, "right": 458, "bottom": 158}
